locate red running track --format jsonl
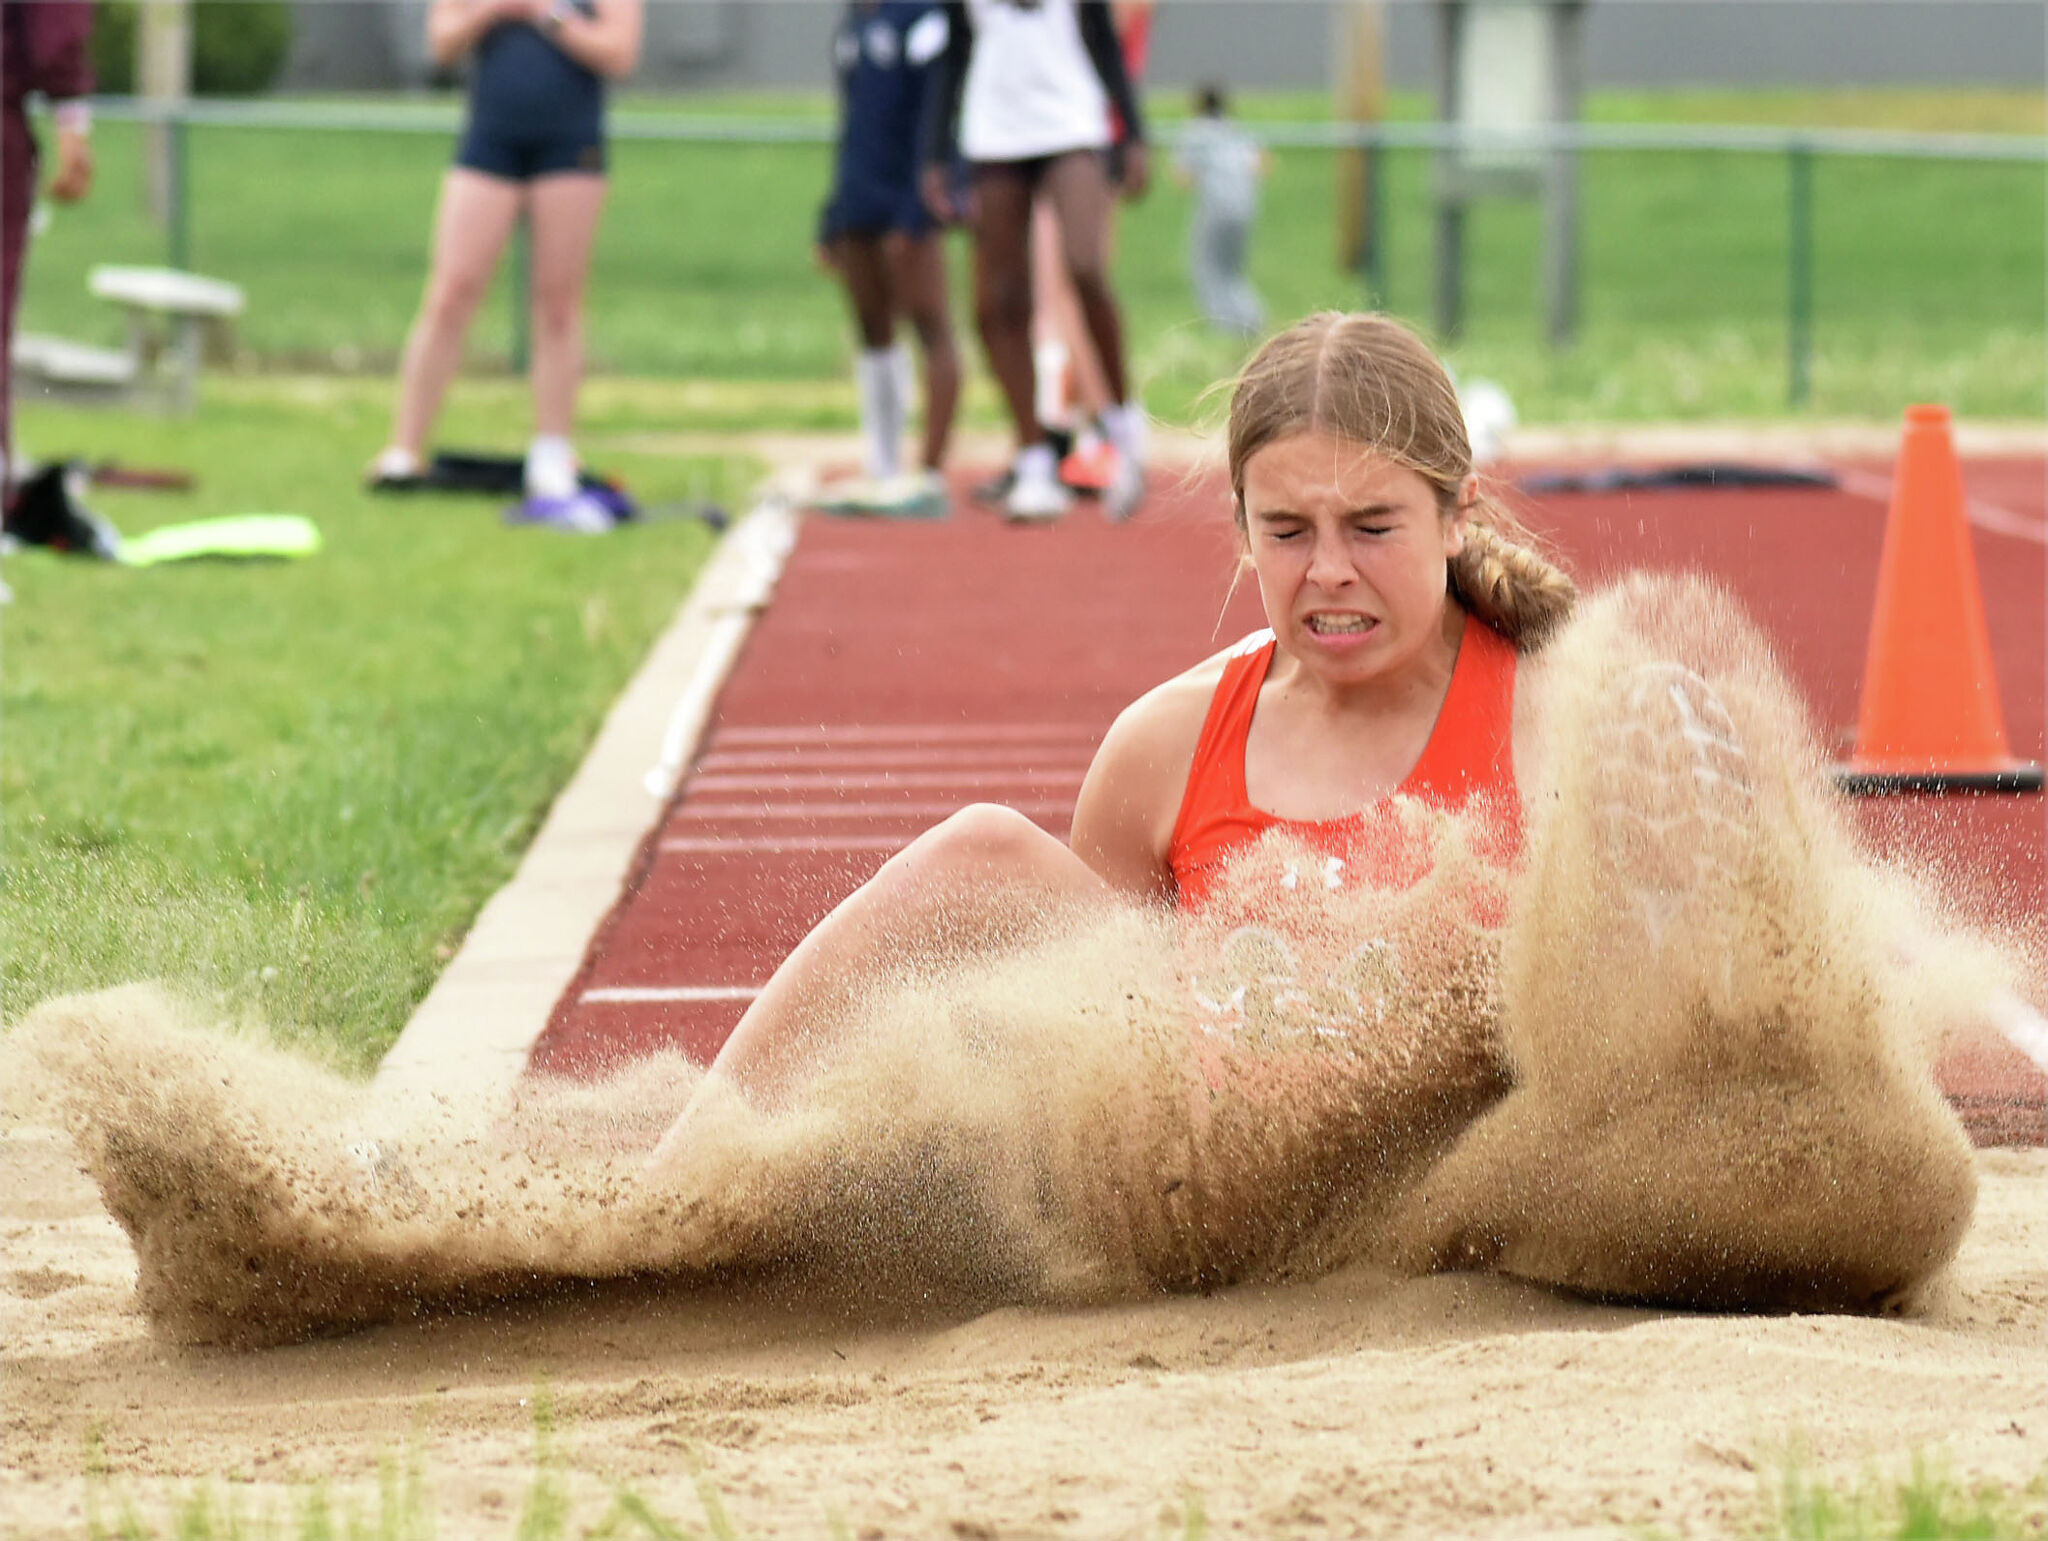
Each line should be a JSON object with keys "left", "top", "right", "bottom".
{"left": 531, "top": 458, "right": 2047, "bottom": 1146}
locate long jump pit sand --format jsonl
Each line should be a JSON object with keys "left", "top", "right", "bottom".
{"left": 7, "top": 543, "right": 2048, "bottom": 1538}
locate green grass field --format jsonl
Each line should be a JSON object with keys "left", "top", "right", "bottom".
{"left": 3, "top": 382, "right": 745, "bottom": 1069}
{"left": 19, "top": 89, "right": 2045, "bottom": 424}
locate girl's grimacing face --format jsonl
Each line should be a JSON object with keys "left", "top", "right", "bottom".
{"left": 1239, "top": 430, "right": 1470, "bottom": 684}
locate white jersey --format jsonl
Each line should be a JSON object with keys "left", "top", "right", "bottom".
{"left": 960, "top": 0, "right": 1112, "bottom": 162}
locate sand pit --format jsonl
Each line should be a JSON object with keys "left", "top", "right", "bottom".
{"left": 4, "top": 1119, "right": 2044, "bottom": 1538}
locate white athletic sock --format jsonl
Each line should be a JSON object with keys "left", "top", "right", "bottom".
{"left": 1015, "top": 441, "right": 1059, "bottom": 485}
{"left": 1034, "top": 339, "right": 1071, "bottom": 430}
{"left": 525, "top": 435, "right": 578, "bottom": 500}
{"left": 888, "top": 342, "right": 915, "bottom": 448}
{"left": 372, "top": 445, "right": 421, "bottom": 481}
{"left": 1102, "top": 401, "right": 1148, "bottom": 463}
{"left": 855, "top": 348, "right": 901, "bottom": 479}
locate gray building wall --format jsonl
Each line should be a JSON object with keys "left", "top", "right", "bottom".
{"left": 283, "top": 1, "right": 2048, "bottom": 94}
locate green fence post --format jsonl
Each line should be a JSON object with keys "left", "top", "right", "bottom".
{"left": 1787, "top": 140, "right": 1812, "bottom": 408}
{"left": 1363, "top": 140, "right": 1387, "bottom": 304}
{"left": 509, "top": 214, "right": 531, "bottom": 374}
{"left": 168, "top": 110, "right": 189, "bottom": 271}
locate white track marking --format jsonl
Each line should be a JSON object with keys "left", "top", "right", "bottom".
{"left": 700, "top": 747, "right": 1096, "bottom": 772}
{"left": 582, "top": 985, "right": 763, "bottom": 1004}
{"left": 660, "top": 834, "right": 914, "bottom": 854}
{"left": 687, "top": 769, "right": 1086, "bottom": 793}
{"left": 676, "top": 799, "right": 1074, "bottom": 821}
{"left": 712, "top": 723, "right": 1103, "bottom": 747}
{"left": 1836, "top": 468, "right": 2047, "bottom": 546}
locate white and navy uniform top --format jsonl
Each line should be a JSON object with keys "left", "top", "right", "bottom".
{"left": 921, "top": 0, "right": 1145, "bottom": 169}
{"left": 457, "top": 0, "right": 606, "bottom": 181}
{"left": 821, "top": 1, "right": 952, "bottom": 239}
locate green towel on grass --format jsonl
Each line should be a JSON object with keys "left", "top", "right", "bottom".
{"left": 118, "top": 514, "right": 322, "bottom": 567}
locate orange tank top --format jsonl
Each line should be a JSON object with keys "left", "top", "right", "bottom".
{"left": 1167, "top": 618, "right": 1522, "bottom": 910}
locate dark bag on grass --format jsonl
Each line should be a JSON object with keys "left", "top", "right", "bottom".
{"left": 2, "top": 462, "right": 122, "bottom": 560}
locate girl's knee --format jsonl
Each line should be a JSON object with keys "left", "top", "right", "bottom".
{"left": 425, "top": 273, "right": 489, "bottom": 331}
{"left": 924, "top": 802, "right": 1050, "bottom": 869}
{"left": 531, "top": 289, "right": 582, "bottom": 338}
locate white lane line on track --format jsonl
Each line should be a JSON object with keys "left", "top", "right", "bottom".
{"left": 700, "top": 747, "right": 1097, "bottom": 772}
{"left": 1835, "top": 469, "right": 2047, "bottom": 546}
{"left": 713, "top": 723, "right": 1103, "bottom": 746}
{"left": 688, "top": 769, "right": 1086, "bottom": 793}
{"left": 676, "top": 799, "right": 1074, "bottom": 820}
{"left": 582, "top": 985, "right": 763, "bottom": 1004}
{"left": 661, "top": 834, "right": 913, "bottom": 854}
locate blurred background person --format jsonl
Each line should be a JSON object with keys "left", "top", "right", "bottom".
{"left": 817, "top": 0, "right": 961, "bottom": 517}
{"left": 370, "top": 0, "right": 643, "bottom": 500}
{"left": 920, "top": 0, "right": 1149, "bottom": 524}
{"left": 2, "top": 0, "right": 96, "bottom": 501}
{"left": 1172, "top": 80, "right": 1268, "bottom": 339}
{"left": 1031, "top": 0, "right": 1152, "bottom": 496}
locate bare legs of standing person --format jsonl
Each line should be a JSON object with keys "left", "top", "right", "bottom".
{"left": 1030, "top": 198, "right": 1112, "bottom": 446}
{"left": 523, "top": 172, "right": 606, "bottom": 496}
{"left": 972, "top": 153, "right": 1143, "bottom": 523}
{"left": 373, "top": 167, "right": 606, "bottom": 497}
{"left": 832, "top": 230, "right": 960, "bottom": 488}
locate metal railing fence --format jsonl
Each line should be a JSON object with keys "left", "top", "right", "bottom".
{"left": 27, "top": 97, "right": 2047, "bottom": 414}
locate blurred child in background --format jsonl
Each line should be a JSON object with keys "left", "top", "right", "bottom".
{"left": 1173, "top": 81, "right": 1267, "bottom": 339}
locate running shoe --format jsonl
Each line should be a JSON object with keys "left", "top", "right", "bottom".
{"left": 970, "top": 468, "right": 1015, "bottom": 507}
{"left": 1060, "top": 435, "right": 1117, "bottom": 493}
{"left": 1102, "top": 452, "right": 1146, "bottom": 524}
{"left": 503, "top": 490, "right": 618, "bottom": 535}
{"left": 815, "top": 472, "right": 950, "bottom": 519}
{"left": 1004, "top": 447, "right": 1072, "bottom": 523}
{"left": 872, "top": 470, "right": 950, "bottom": 520}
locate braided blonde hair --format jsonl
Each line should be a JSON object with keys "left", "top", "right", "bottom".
{"left": 1226, "top": 312, "right": 1576, "bottom": 649}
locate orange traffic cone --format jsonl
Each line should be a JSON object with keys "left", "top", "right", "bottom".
{"left": 1835, "top": 404, "right": 2043, "bottom": 794}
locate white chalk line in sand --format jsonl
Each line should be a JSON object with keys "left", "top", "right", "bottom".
{"left": 1835, "top": 468, "right": 2046, "bottom": 546}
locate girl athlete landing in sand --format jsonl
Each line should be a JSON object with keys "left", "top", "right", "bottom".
{"left": 25, "top": 313, "right": 1992, "bottom": 1348}
{"left": 647, "top": 309, "right": 1979, "bottom": 1313}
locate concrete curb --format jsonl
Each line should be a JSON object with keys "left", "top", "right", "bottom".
{"left": 372, "top": 493, "right": 801, "bottom": 1105}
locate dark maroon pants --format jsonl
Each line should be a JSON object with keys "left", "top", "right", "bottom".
{"left": 1, "top": 104, "right": 37, "bottom": 474}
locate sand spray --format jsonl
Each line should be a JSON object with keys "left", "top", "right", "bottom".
{"left": 6, "top": 576, "right": 2016, "bottom": 1344}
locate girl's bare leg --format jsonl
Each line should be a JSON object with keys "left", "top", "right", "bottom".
{"left": 1031, "top": 196, "right": 1113, "bottom": 425}
{"left": 525, "top": 172, "right": 607, "bottom": 440}
{"left": 645, "top": 805, "right": 1116, "bottom": 1173}
{"left": 385, "top": 169, "right": 525, "bottom": 461}
{"left": 889, "top": 230, "right": 960, "bottom": 471}
{"left": 970, "top": 165, "right": 1043, "bottom": 450}
{"left": 1382, "top": 575, "right": 1977, "bottom": 1310}
{"left": 1037, "top": 151, "right": 1128, "bottom": 406}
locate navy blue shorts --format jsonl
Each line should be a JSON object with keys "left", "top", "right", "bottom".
{"left": 821, "top": 179, "right": 934, "bottom": 242}
{"left": 456, "top": 122, "right": 606, "bottom": 182}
